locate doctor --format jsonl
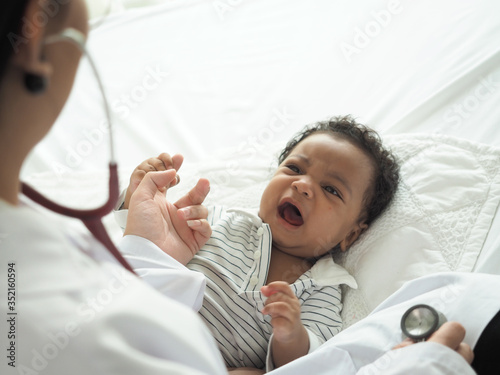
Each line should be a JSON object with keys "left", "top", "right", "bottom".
{"left": 0, "top": 0, "right": 488, "bottom": 374}
{"left": 0, "top": 0, "right": 225, "bottom": 374}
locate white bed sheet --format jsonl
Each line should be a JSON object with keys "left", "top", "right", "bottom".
{"left": 23, "top": 0, "right": 500, "bottom": 174}
{"left": 21, "top": 0, "right": 500, "bottom": 325}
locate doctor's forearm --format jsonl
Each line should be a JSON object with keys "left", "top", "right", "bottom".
{"left": 118, "top": 235, "right": 206, "bottom": 311}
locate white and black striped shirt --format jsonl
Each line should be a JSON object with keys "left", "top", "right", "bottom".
{"left": 187, "top": 207, "right": 357, "bottom": 369}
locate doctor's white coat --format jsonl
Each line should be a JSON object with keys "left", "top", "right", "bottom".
{"left": 0, "top": 198, "right": 226, "bottom": 375}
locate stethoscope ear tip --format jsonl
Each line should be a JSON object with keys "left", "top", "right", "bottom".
{"left": 45, "top": 28, "right": 87, "bottom": 50}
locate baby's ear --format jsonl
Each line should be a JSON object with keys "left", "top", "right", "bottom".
{"left": 339, "top": 221, "right": 368, "bottom": 252}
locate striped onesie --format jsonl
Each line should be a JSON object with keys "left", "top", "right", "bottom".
{"left": 186, "top": 206, "right": 357, "bottom": 369}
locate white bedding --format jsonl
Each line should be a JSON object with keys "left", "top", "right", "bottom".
{"left": 338, "top": 134, "right": 500, "bottom": 327}
{"left": 22, "top": 0, "right": 500, "bottom": 328}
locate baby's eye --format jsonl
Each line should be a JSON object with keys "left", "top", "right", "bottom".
{"left": 286, "top": 164, "right": 301, "bottom": 173}
{"left": 323, "top": 185, "right": 341, "bottom": 198}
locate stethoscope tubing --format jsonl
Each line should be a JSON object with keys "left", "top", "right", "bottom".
{"left": 21, "top": 28, "right": 136, "bottom": 275}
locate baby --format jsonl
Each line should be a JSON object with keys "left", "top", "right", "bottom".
{"left": 120, "top": 115, "right": 400, "bottom": 370}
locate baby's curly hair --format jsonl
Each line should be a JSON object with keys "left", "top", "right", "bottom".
{"left": 278, "top": 115, "right": 400, "bottom": 225}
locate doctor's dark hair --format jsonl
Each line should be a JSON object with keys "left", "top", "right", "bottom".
{"left": 0, "top": 0, "right": 30, "bottom": 81}
{"left": 278, "top": 115, "right": 400, "bottom": 225}
{"left": 1, "top": 0, "right": 71, "bottom": 83}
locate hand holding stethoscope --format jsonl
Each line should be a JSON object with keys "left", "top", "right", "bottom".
{"left": 395, "top": 305, "right": 473, "bottom": 363}
{"left": 401, "top": 304, "right": 448, "bottom": 342}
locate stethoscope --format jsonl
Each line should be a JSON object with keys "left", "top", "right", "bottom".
{"left": 20, "top": 28, "right": 136, "bottom": 275}
{"left": 401, "top": 304, "right": 447, "bottom": 341}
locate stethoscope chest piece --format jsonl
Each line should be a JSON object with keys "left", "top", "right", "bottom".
{"left": 401, "top": 304, "right": 447, "bottom": 341}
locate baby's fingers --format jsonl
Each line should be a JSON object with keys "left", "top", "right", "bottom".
{"left": 262, "top": 301, "right": 299, "bottom": 341}
{"left": 262, "top": 301, "right": 294, "bottom": 319}
{"left": 148, "top": 153, "right": 183, "bottom": 187}
{"left": 261, "top": 281, "right": 294, "bottom": 298}
{"left": 158, "top": 153, "right": 184, "bottom": 174}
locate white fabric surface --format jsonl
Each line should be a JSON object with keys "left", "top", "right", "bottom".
{"left": 22, "top": 0, "right": 500, "bottom": 177}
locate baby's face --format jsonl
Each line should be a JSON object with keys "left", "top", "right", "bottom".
{"left": 259, "top": 133, "right": 374, "bottom": 259}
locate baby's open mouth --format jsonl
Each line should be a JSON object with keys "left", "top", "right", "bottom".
{"left": 278, "top": 202, "right": 304, "bottom": 226}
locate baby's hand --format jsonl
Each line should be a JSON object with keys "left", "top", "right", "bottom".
{"left": 123, "top": 153, "right": 183, "bottom": 209}
{"left": 261, "top": 281, "right": 309, "bottom": 367}
{"left": 261, "top": 282, "right": 304, "bottom": 343}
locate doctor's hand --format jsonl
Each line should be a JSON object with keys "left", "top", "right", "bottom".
{"left": 123, "top": 153, "right": 183, "bottom": 210}
{"left": 124, "top": 169, "right": 212, "bottom": 265}
{"left": 393, "top": 321, "right": 474, "bottom": 364}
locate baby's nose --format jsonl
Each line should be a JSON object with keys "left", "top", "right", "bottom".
{"left": 292, "top": 178, "right": 313, "bottom": 198}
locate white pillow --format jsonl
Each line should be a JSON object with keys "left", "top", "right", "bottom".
{"left": 335, "top": 134, "right": 500, "bottom": 327}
